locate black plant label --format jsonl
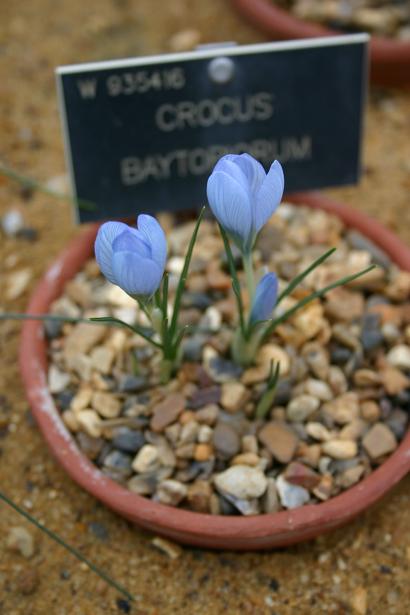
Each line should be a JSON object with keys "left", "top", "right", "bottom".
{"left": 57, "top": 35, "right": 368, "bottom": 223}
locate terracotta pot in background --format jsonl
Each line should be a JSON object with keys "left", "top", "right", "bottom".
{"left": 231, "top": 0, "right": 410, "bottom": 88}
{"left": 19, "top": 193, "right": 410, "bottom": 550}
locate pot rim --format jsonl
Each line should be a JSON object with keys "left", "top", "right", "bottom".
{"left": 231, "top": 0, "right": 410, "bottom": 86}
{"left": 19, "top": 191, "right": 410, "bottom": 549}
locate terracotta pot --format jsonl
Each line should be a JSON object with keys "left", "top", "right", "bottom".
{"left": 19, "top": 192, "right": 410, "bottom": 550}
{"left": 231, "top": 0, "right": 410, "bottom": 88}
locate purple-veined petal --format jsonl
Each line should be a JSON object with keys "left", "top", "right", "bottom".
{"left": 112, "top": 251, "right": 163, "bottom": 296}
{"left": 253, "top": 160, "right": 284, "bottom": 234}
{"left": 207, "top": 170, "right": 253, "bottom": 247}
{"left": 94, "top": 221, "right": 129, "bottom": 284}
{"left": 112, "top": 229, "right": 151, "bottom": 259}
{"left": 249, "top": 272, "right": 278, "bottom": 324}
{"left": 137, "top": 214, "right": 167, "bottom": 271}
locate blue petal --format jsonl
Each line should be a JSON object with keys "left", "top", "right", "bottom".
{"left": 207, "top": 170, "right": 253, "bottom": 247}
{"left": 229, "top": 153, "right": 266, "bottom": 198}
{"left": 249, "top": 272, "right": 278, "bottom": 324}
{"left": 253, "top": 160, "right": 284, "bottom": 234}
{"left": 112, "top": 229, "right": 151, "bottom": 259}
{"left": 112, "top": 251, "right": 163, "bottom": 296}
{"left": 137, "top": 214, "right": 167, "bottom": 270}
{"left": 94, "top": 221, "right": 129, "bottom": 284}
{"left": 212, "top": 157, "right": 250, "bottom": 195}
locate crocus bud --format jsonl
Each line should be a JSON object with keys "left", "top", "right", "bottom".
{"left": 95, "top": 214, "right": 167, "bottom": 298}
{"left": 249, "top": 272, "right": 278, "bottom": 324}
{"left": 207, "top": 153, "right": 284, "bottom": 252}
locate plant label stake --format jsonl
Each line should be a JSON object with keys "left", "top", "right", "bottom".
{"left": 56, "top": 35, "right": 368, "bottom": 223}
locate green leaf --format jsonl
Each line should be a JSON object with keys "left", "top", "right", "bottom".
{"left": 0, "top": 162, "right": 96, "bottom": 211}
{"left": 174, "top": 324, "right": 193, "bottom": 349}
{"left": 135, "top": 297, "right": 151, "bottom": 320}
{"left": 276, "top": 247, "right": 337, "bottom": 307}
{"left": 264, "top": 264, "right": 377, "bottom": 338}
{"left": 154, "top": 288, "right": 162, "bottom": 310}
{"left": 218, "top": 223, "right": 246, "bottom": 336}
{"left": 0, "top": 312, "right": 162, "bottom": 349}
{"left": 0, "top": 313, "right": 91, "bottom": 325}
{"left": 162, "top": 272, "right": 169, "bottom": 316}
{"left": 168, "top": 207, "right": 205, "bottom": 345}
{"left": 0, "top": 490, "right": 134, "bottom": 602}
{"left": 89, "top": 316, "right": 162, "bottom": 348}
{"left": 255, "top": 361, "right": 281, "bottom": 419}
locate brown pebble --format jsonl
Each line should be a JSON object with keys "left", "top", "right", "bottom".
{"left": 150, "top": 393, "right": 186, "bottom": 432}
{"left": 220, "top": 381, "right": 249, "bottom": 413}
{"left": 195, "top": 403, "right": 219, "bottom": 425}
{"left": 339, "top": 419, "right": 367, "bottom": 441}
{"left": 187, "top": 480, "right": 212, "bottom": 513}
{"left": 231, "top": 452, "right": 260, "bottom": 466}
{"left": 179, "top": 410, "right": 196, "bottom": 425}
{"left": 296, "top": 443, "right": 322, "bottom": 468}
{"left": 175, "top": 443, "right": 196, "bottom": 459}
{"left": 360, "top": 401, "right": 380, "bottom": 423}
{"left": 351, "top": 586, "right": 367, "bottom": 615}
{"left": 194, "top": 443, "right": 213, "bottom": 461}
{"left": 91, "top": 391, "right": 121, "bottom": 418}
{"left": 207, "top": 269, "right": 231, "bottom": 291}
{"left": 284, "top": 461, "right": 321, "bottom": 489}
{"left": 262, "top": 477, "right": 281, "bottom": 513}
{"left": 353, "top": 369, "right": 380, "bottom": 387}
{"left": 312, "top": 474, "right": 333, "bottom": 501}
{"left": 380, "top": 366, "right": 410, "bottom": 395}
{"left": 151, "top": 536, "right": 182, "bottom": 559}
{"left": 168, "top": 28, "right": 201, "bottom": 52}
{"left": 17, "top": 567, "right": 39, "bottom": 595}
{"left": 64, "top": 323, "right": 106, "bottom": 360}
{"left": 369, "top": 304, "right": 402, "bottom": 326}
{"left": 338, "top": 465, "right": 365, "bottom": 489}
{"left": 322, "top": 439, "right": 358, "bottom": 459}
{"left": 325, "top": 287, "right": 365, "bottom": 321}
{"left": 323, "top": 392, "right": 360, "bottom": 425}
{"left": 362, "top": 423, "right": 397, "bottom": 460}
{"left": 258, "top": 421, "right": 299, "bottom": 464}
{"left": 241, "top": 364, "right": 269, "bottom": 385}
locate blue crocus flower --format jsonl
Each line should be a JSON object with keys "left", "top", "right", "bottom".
{"left": 249, "top": 272, "right": 278, "bottom": 324}
{"left": 207, "top": 153, "right": 284, "bottom": 252}
{"left": 94, "top": 214, "right": 167, "bottom": 297}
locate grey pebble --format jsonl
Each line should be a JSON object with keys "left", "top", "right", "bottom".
{"left": 112, "top": 428, "right": 145, "bottom": 454}
{"left": 347, "top": 230, "right": 391, "bottom": 269}
{"left": 44, "top": 319, "right": 63, "bottom": 339}
{"left": 182, "top": 292, "right": 212, "bottom": 310}
{"left": 119, "top": 374, "right": 149, "bottom": 393}
{"left": 182, "top": 335, "right": 206, "bottom": 362}
{"left": 102, "top": 450, "right": 133, "bottom": 478}
{"left": 212, "top": 422, "right": 241, "bottom": 460}
{"left": 207, "top": 357, "right": 243, "bottom": 383}
{"left": 88, "top": 521, "right": 109, "bottom": 541}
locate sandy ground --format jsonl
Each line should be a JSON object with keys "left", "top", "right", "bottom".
{"left": 0, "top": 1, "right": 410, "bottom": 613}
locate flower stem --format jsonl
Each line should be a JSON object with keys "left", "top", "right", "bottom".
{"left": 0, "top": 490, "right": 134, "bottom": 602}
{"left": 159, "top": 358, "right": 174, "bottom": 384}
{"left": 231, "top": 325, "right": 265, "bottom": 367}
{"left": 242, "top": 250, "right": 256, "bottom": 305}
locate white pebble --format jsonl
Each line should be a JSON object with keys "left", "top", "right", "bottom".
{"left": 2, "top": 209, "right": 24, "bottom": 236}
{"left": 132, "top": 445, "right": 160, "bottom": 473}
{"left": 386, "top": 345, "right": 410, "bottom": 370}
{"left": 214, "top": 465, "right": 267, "bottom": 500}
{"left": 276, "top": 475, "right": 310, "bottom": 509}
